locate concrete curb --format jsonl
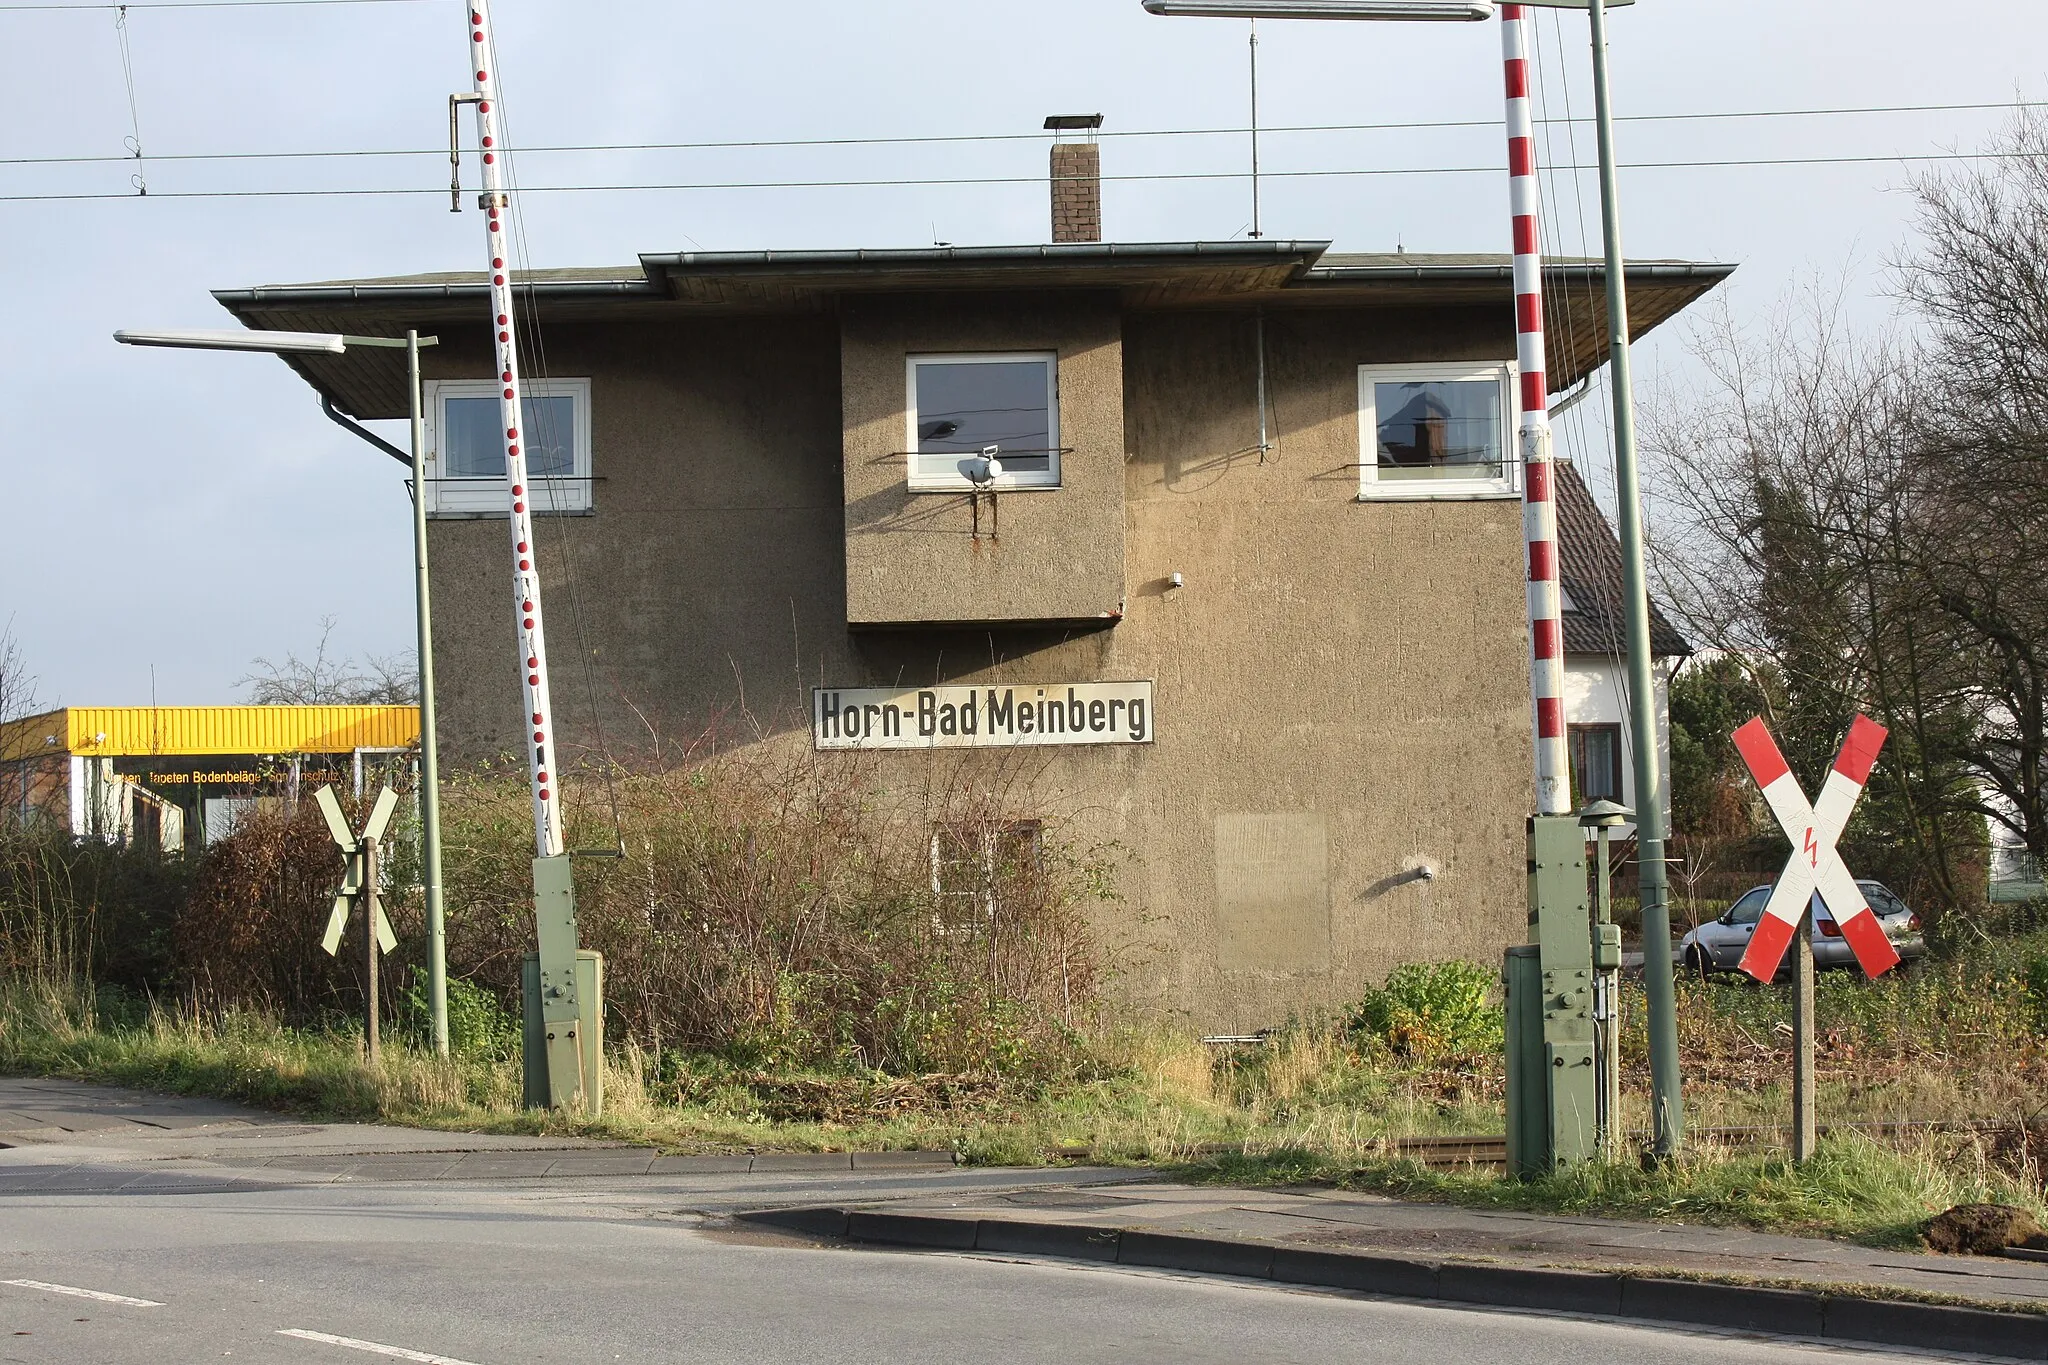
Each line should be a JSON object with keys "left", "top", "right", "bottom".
{"left": 737, "top": 1207, "right": 2048, "bottom": 1361}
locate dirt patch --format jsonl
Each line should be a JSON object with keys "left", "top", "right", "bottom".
{"left": 1921, "top": 1203, "right": 2047, "bottom": 1255}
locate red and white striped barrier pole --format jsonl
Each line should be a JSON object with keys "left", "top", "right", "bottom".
{"left": 1502, "top": 4, "right": 1569, "bottom": 816}
{"left": 1731, "top": 715, "right": 1900, "bottom": 980}
{"left": 463, "top": 0, "right": 562, "bottom": 861}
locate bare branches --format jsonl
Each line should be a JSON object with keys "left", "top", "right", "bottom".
{"left": 237, "top": 616, "right": 418, "bottom": 707}
{"left": 1646, "top": 106, "right": 2048, "bottom": 914}
{"left": 0, "top": 621, "right": 39, "bottom": 729}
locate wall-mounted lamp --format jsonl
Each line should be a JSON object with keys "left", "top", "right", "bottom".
{"left": 1168, "top": 571, "right": 1185, "bottom": 590}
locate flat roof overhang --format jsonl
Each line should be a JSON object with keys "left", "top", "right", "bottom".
{"left": 212, "top": 241, "right": 1733, "bottom": 419}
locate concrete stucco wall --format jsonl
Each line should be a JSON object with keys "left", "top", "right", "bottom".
{"left": 423, "top": 314, "right": 853, "bottom": 758}
{"left": 839, "top": 292, "right": 1126, "bottom": 627}
{"left": 426, "top": 299, "right": 1535, "bottom": 1031}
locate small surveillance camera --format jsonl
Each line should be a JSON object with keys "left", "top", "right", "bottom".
{"left": 1415, "top": 863, "right": 1437, "bottom": 882}
{"left": 1168, "top": 571, "right": 1184, "bottom": 589}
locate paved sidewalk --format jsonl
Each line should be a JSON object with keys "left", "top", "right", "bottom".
{"left": 8, "top": 1075, "right": 2043, "bottom": 1322}
{"left": 778, "top": 1179, "right": 2048, "bottom": 1312}
{"left": 0, "top": 1075, "right": 976, "bottom": 1187}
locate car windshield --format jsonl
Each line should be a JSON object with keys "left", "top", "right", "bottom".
{"left": 1727, "top": 888, "right": 1768, "bottom": 925}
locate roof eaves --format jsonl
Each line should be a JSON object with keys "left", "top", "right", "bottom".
{"left": 1294, "top": 259, "right": 1737, "bottom": 286}
{"left": 212, "top": 276, "right": 658, "bottom": 311}
{"left": 639, "top": 239, "right": 1332, "bottom": 275}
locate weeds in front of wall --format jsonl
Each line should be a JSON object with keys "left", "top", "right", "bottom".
{"left": 1177, "top": 1126, "right": 2048, "bottom": 1250}
{"left": 4, "top": 958, "right": 2045, "bottom": 1248}
{"left": 7, "top": 741, "right": 2048, "bottom": 1248}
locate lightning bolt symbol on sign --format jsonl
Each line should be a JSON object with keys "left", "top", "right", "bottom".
{"left": 1730, "top": 715, "right": 1900, "bottom": 980}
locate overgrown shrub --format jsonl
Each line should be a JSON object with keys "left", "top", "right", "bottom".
{"left": 3, "top": 747, "right": 1115, "bottom": 1084}
{"left": 174, "top": 797, "right": 400, "bottom": 1019}
{"left": 399, "top": 975, "right": 519, "bottom": 1061}
{"left": 0, "top": 823, "right": 191, "bottom": 984}
{"left": 1348, "top": 961, "right": 1504, "bottom": 1066}
{"left": 437, "top": 747, "right": 1111, "bottom": 1080}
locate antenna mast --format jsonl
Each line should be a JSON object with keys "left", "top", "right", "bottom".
{"left": 1248, "top": 19, "right": 1262, "bottom": 239}
{"left": 461, "top": 0, "right": 561, "bottom": 860}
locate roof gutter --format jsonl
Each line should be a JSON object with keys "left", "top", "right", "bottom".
{"left": 212, "top": 278, "right": 658, "bottom": 310}
{"left": 637, "top": 240, "right": 1333, "bottom": 277}
{"left": 1299, "top": 261, "right": 1737, "bottom": 284}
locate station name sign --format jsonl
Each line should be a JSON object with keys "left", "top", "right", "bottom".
{"left": 813, "top": 681, "right": 1154, "bottom": 750}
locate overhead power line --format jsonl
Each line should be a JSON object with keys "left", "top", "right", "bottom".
{"left": 0, "top": 0, "right": 433, "bottom": 10}
{"left": 0, "top": 149, "right": 2031, "bottom": 204}
{"left": 3, "top": 99, "right": 2039, "bottom": 169}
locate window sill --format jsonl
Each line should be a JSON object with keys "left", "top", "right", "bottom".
{"left": 906, "top": 483, "right": 1064, "bottom": 496}
{"left": 1356, "top": 487, "right": 1521, "bottom": 503}
{"left": 426, "top": 507, "right": 595, "bottom": 520}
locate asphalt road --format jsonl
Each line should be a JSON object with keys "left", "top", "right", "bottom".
{"left": 0, "top": 1178, "right": 1975, "bottom": 1365}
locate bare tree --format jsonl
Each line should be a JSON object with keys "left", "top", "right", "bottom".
{"left": 1646, "top": 106, "right": 2048, "bottom": 916}
{"left": 1894, "top": 106, "right": 2048, "bottom": 869}
{"left": 1645, "top": 284, "right": 1984, "bottom": 915}
{"left": 239, "top": 616, "right": 418, "bottom": 707}
{"left": 0, "top": 621, "right": 38, "bottom": 729}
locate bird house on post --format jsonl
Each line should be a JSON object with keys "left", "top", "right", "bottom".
{"left": 317, "top": 784, "right": 399, "bottom": 1063}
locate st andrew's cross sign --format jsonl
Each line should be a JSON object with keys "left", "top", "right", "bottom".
{"left": 316, "top": 784, "right": 399, "bottom": 957}
{"left": 315, "top": 783, "right": 400, "bottom": 1061}
{"left": 1730, "top": 715, "right": 1901, "bottom": 981}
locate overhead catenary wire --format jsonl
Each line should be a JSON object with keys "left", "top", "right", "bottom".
{"left": 0, "top": 0, "right": 433, "bottom": 9}
{"left": 113, "top": 4, "right": 145, "bottom": 193}
{"left": 6, "top": 99, "right": 2042, "bottom": 168}
{"left": 1, "top": 149, "right": 2037, "bottom": 204}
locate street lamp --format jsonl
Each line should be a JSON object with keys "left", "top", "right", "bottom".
{"left": 1142, "top": 1, "right": 1494, "bottom": 16}
{"left": 1143, "top": 0, "right": 1680, "bottom": 1163}
{"left": 113, "top": 326, "right": 452, "bottom": 1058}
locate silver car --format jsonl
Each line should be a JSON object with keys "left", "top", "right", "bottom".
{"left": 1680, "top": 880, "right": 1927, "bottom": 977}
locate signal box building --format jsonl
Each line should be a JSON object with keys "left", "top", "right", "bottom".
{"left": 211, "top": 150, "right": 1718, "bottom": 1029}
{"left": 0, "top": 706, "right": 420, "bottom": 850}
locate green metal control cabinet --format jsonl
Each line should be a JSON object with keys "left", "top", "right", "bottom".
{"left": 522, "top": 949, "right": 604, "bottom": 1114}
{"left": 1504, "top": 813, "right": 1598, "bottom": 1176}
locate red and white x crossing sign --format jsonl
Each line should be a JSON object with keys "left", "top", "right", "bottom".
{"left": 1730, "top": 714, "right": 1901, "bottom": 981}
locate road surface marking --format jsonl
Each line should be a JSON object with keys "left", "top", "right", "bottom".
{"left": 278, "top": 1328, "right": 483, "bottom": 1364}
{"left": 2, "top": 1279, "right": 164, "bottom": 1307}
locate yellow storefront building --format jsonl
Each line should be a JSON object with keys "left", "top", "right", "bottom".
{"left": 0, "top": 706, "right": 419, "bottom": 849}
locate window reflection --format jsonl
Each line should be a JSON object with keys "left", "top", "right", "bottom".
{"left": 444, "top": 394, "right": 576, "bottom": 480}
{"left": 912, "top": 358, "right": 1055, "bottom": 484}
{"left": 1375, "top": 379, "right": 1503, "bottom": 481}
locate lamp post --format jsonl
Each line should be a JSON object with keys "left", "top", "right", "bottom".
{"left": 1142, "top": 0, "right": 1681, "bottom": 1166}
{"left": 113, "top": 326, "right": 451, "bottom": 1058}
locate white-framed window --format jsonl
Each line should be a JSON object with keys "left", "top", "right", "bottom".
{"left": 906, "top": 352, "right": 1060, "bottom": 492}
{"left": 424, "top": 377, "right": 592, "bottom": 516}
{"left": 1357, "top": 361, "right": 1518, "bottom": 500}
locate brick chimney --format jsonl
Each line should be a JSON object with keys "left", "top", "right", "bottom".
{"left": 1045, "top": 114, "right": 1104, "bottom": 244}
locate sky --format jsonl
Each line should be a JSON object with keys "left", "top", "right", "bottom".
{"left": 3, "top": 0, "right": 2044, "bottom": 709}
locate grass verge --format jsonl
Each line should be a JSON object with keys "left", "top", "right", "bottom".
{"left": 5, "top": 971, "right": 2043, "bottom": 1254}
{"left": 1174, "top": 1134, "right": 2048, "bottom": 1251}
